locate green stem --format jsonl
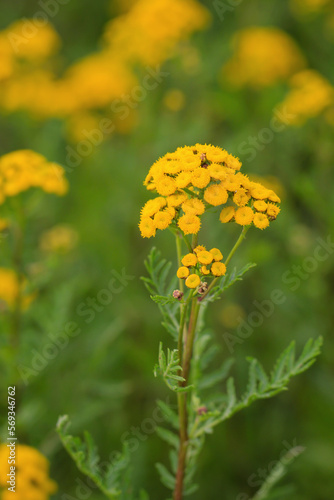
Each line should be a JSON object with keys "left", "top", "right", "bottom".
{"left": 200, "top": 226, "right": 250, "bottom": 301}
{"left": 174, "top": 298, "right": 201, "bottom": 500}
{"left": 225, "top": 226, "right": 249, "bottom": 266}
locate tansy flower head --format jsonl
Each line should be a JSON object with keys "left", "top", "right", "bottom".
{"left": 185, "top": 274, "right": 201, "bottom": 289}
{"left": 181, "top": 253, "right": 198, "bottom": 267}
{"left": 210, "top": 248, "right": 223, "bottom": 261}
{"left": 154, "top": 210, "right": 173, "bottom": 230}
{"left": 253, "top": 212, "right": 270, "bottom": 230}
{"left": 197, "top": 251, "right": 213, "bottom": 265}
{"left": 235, "top": 207, "right": 254, "bottom": 226}
{"left": 201, "top": 265, "right": 210, "bottom": 275}
{"left": 219, "top": 206, "right": 235, "bottom": 223}
{"left": 253, "top": 200, "right": 267, "bottom": 212}
{"left": 266, "top": 203, "right": 281, "bottom": 219}
{"left": 178, "top": 214, "right": 201, "bottom": 235}
{"left": 139, "top": 144, "right": 280, "bottom": 239}
{"left": 211, "top": 262, "right": 227, "bottom": 277}
{"left": 177, "top": 266, "right": 190, "bottom": 279}
{"left": 194, "top": 245, "right": 206, "bottom": 254}
{"left": 139, "top": 217, "right": 156, "bottom": 238}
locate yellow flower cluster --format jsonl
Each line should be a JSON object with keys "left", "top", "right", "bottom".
{"left": 177, "top": 246, "right": 226, "bottom": 288}
{"left": 222, "top": 27, "right": 305, "bottom": 88}
{"left": 0, "top": 150, "right": 68, "bottom": 205}
{"left": 103, "top": 0, "right": 210, "bottom": 66}
{"left": 276, "top": 70, "right": 334, "bottom": 125}
{"left": 139, "top": 144, "right": 281, "bottom": 238}
{"left": 0, "top": 444, "right": 57, "bottom": 500}
{"left": 0, "top": 0, "right": 209, "bottom": 128}
{"left": 0, "top": 269, "right": 34, "bottom": 310}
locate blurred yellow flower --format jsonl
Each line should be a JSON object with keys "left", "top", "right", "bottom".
{"left": 0, "top": 444, "right": 57, "bottom": 500}
{"left": 103, "top": 0, "right": 211, "bottom": 66}
{"left": 0, "top": 269, "right": 33, "bottom": 310}
{"left": 276, "top": 70, "right": 334, "bottom": 125}
{"left": 5, "top": 20, "right": 61, "bottom": 61}
{"left": 163, "top": 89, "right": 186, "bottom": 111}
{"left": 222, "top": 27, "right": 305, "bottom": 88}
{"left": 0, "top": 150, "right": 68, "bottom": 204}
{"left": 40, "top": 224, "right": 79, "bottom": 254}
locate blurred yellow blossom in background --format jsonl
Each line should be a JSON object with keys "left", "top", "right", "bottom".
{"left": 276, "top": 70, "right": 334, "bottom": 125}
{"left": 40, "top": 224, "right": 79, "bottom": 254}
{"left": 222, "top": 27, "right": 305, "bottom": 88}
{"left": 0, "top": 150, "right": 68, "bottom": 203}
{"left": 0, "top": 444, "right": 57, "bottom": 500}
{"left": 0, "top": 269, "right": 33, "bottom": 310}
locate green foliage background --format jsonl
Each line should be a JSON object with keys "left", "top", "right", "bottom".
{"left": 0, "top": 0, "right": 333, "bottom": 499}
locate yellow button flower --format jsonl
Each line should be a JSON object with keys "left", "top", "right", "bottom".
{"left": 235, "top": 207, "right": 254, "bottom": 226}
{"left": 204, "top": 184, "right": 228, "bottom": 206}
{"left": 219, "top": 206, "right": 235, "bottom": 223}
{"left": 266, "top": 203, "right": 281, "bottom": 219}
{"left": 139, "top": 217, "right": 156, "bottom": 238}
{"left": 185, "top": 274, "right": 201, "bottom": 289}
{"left": 201, "top": 265, "right": 210, "bottom": 275}
{"left": 253, "top": 212, "right": 270, "bottom": 229}
{"left": 181, "top": 253, "right": 198, "bottom": 267}
{"left": 211, "top": 262, "right": 227, "bottom": 277}
{"left": 197, "top": 251, "right": 213, "bottom": 265}
{"left": 253, "top": 200, "right": 267, "bottom": 212}
{"left": 210, "top": 248, "right": 223, "bottom": 261}
{"left": 182, "top": 198, "right": 205, "bottom": 215}
{"left": 178, "top": 214, "right": 201, "bottom": 235}
{"left": 194, "top": 245, "right": 206, "bottom": 254}
{"left": 191, "top": 168, "right": 211, "bottom": 189}
{"left": 177, "top": 266, "right": 190, "bottom": 279}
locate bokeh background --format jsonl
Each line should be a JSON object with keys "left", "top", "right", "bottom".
{"left": 0, "top": 0, "right": 334, "bottom": 498}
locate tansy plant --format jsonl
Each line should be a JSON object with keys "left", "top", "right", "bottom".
{"left": 57, "top": 144, "right": 322, "bottom": 500}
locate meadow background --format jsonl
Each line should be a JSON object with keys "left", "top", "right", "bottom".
{"left": 0, "top": 0, "right": 334, "bottom": 499}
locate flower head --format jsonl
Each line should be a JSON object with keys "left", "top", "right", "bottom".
{"left": 139, "top": 144, "right": 281, "bottom": 239}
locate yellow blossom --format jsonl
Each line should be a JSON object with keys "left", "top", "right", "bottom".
{"left": 210, "top": 248, "right": 223, "bottom": 261}
{"left": 155, "top": 175, "right": 177, "bottom": 196}
{"left": 211, "top": 262, "right": 227, "bottom": 277}
{"left": 276, "top": 70, "right": 334, "bottom": 125}
{"left": 194, "top": 245, "right": 206, "bottom": 254}
{"left": 185, "top": 274, "right": 201, "bottom": 289}
{"left": 266, "top": 203, "right": 281, "bottom": 219}
{"left": 197, "top": 251, "right": 213, "bottom": 265}
{"left": 253, "top": 212, "right": 270, "bottom": 230}
{"left": 0, "top": 443, "right": 57, "bottom": 500}
{"left": 139, "top": 217, "right": 156, "bottom": 238}
{"left": 253, "top": 200, "right": 267, "bottom": 212}
{"left": 182, "top": 198, "right": 205, "bottom": 215}
{"left": 154, "top": 210, "right": 173, "bottom": 230}
{"left": 191, "top": 168, "right": 211, "bottom": 188}
{"left": 178, "top": 214, "right": 201, "bottom": 235}
{"left": 177, "top": 266, "right": 190, "bottom": 279}
{"left": 181, "top": 253, "right": 198, "bottom": 267}
{"left": 201, "top": 265, "right": 210, "bottom": 275}
{"left": 223, "top": 27, "right": 305, "bottom": 89}
{"left": 204, "top": 184, "right": 228, "bottom": 206}
{"left": 235, "top": 207, "right": 254, "bottom": 226}
{"left": 40, "top": 225, "right": 78, "bottom": 254}
{"left": 219, "top": 206, "right": 235, "bottom": 223}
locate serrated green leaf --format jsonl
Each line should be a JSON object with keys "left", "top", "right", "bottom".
{"left": 155, "top": 463, "right": 175, "bottom": 490}
{"left": 156, "top": 426, "right": 179, "bottom": 449}
{"left": 198, "top": 358, "right": 234, "bottom": 390}
{"left": 156, "top": 400, "right": 179, "bottom": 430}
